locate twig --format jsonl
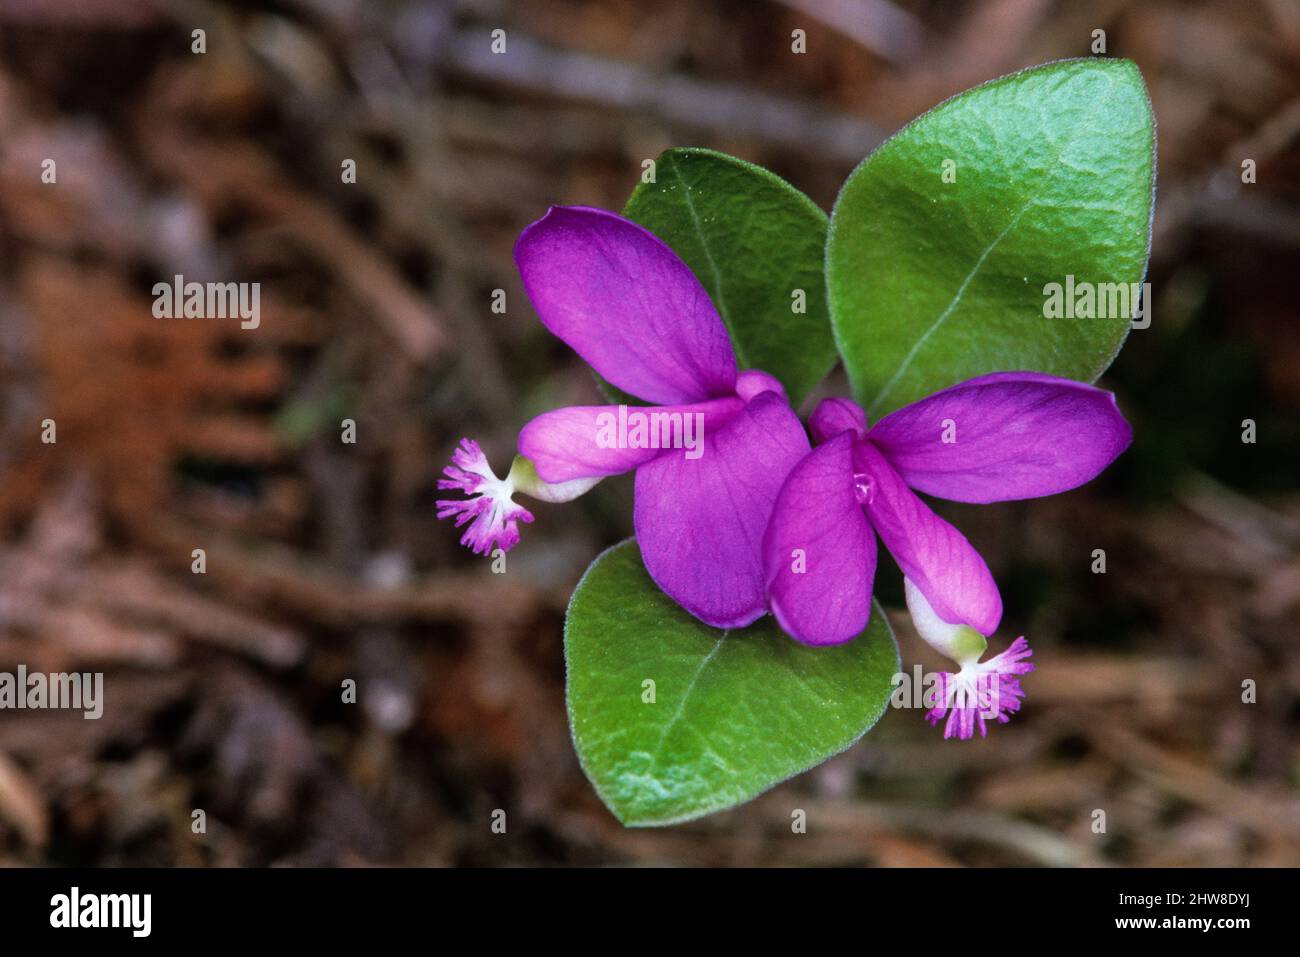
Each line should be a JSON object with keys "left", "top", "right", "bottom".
{"left": 133, "top": 133, "right": 448, "bottom": 363}
{"left": 772, "top": 0, "right": 924, "bottom": 65}
{"left": 0, "top": 751, "right": 48, "bottom": 850}
{"left": 441, "top": 27, "right": 885, "bottom": 165}
{"left": 1074, "top": 713, "right": 1300, "bottom": 842}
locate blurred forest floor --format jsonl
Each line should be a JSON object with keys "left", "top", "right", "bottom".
{"left": 0, "top": 0, "right": 1298, "bottom": 866}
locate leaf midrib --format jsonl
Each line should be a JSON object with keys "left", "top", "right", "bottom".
{"left": 865, "top": 69, "right": 1121, "bottom": 415}
{"left": 664, "top": 158, "right": 749, "bottom": 368}
{"left": 650, "top": 630, "right": 729, "bottom": 761}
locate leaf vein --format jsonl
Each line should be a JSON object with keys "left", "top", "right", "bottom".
{"left": 651, "top": 631, "right": 728, "bottom": 760}
{"left": 667, "top": 160, "right": 748, "bottom": 366}
{"left": 866, "top": 70, "right": 1120, "bottom": 415}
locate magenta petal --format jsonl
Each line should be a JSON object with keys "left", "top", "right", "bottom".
{"left": 809, "top": 397, "right": 868, "bottom": 444}
{"left": 518, "top": 397, "right": 744, "bottom": 483}
{"left": 734, "top": 368, "right": 787, "bottom": 402}
{"left": 855, "top": 441, "right": 1002, "bottom": 635}
{"left": 867, "top": 372, "right": 1133, "bottom": 503}
{"left": 515, "top": 206, "right": 738, "bottom": 405}
{"left": 634, "top": 391, "right": 810, "bottom": 628}
{"left": 763, "top": 433, "right": 876, "bottom": 646}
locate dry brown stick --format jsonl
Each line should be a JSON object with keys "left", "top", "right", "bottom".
{"left": 1176, "top": 471, "right": 1300, "bottom": 554}
{"left": 1152, "top": 95, "right": 1300, "bottom": 257}
{"left": 136, "top": 520, "right": 552, "bottom": 628}
{"left": 441, "top": 26, "right": 886, "bottom": 165}
{"left": 761, "top": 795, "right": 1102, "bottom": 867}
{"left": 164, "top": 2, "right": 518, "bottom": 419}
{"left": 133, "top": 132, "right": 448, "bottom": 363}
{"left": 0, "top": 750, "right": 48, "bottom": 850}
{"left": 84, "top": 563, "right": 305, "bottom": 668}
{"left": 1073, "top": 713, "right": 1300, "bottom": 842}
{"left": 1027, "top": 655, "right": 1224, "bottom": 705}
{"left": 773, "top": 0, "right": 924, "bottom": 65}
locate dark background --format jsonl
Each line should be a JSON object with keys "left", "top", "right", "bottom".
{"left": 0, "top": 0, "right": 1296, "bottom": 866}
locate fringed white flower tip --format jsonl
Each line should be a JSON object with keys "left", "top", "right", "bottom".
{"left": 905, "top": 577, "right": 1035, "bottom": 740}
{"left": 435, "top": 439, "right": 534, "bottom": 556}
{"left": 436, "top": 439, "right": 600, "bottom": 557}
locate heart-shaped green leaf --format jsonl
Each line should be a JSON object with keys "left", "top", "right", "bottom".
{"left": 621, "top": 147, "right": 836, "bottom": 406}
{"left": 565, "top": 540, "right": 899, "bottom": 826}
{"left": 828, "top": 58, "right": 1156, "bottom": 417}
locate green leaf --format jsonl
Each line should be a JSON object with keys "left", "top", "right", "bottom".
{"left": 565, "top": 540, "right": 899, "bottom": 826}
{"left": 828, "top": 58, "right": 1156, "bottom": 417}
{"left": 621, "top": 147, "right": 836, "bottom": 405}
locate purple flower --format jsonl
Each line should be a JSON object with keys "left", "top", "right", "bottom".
{"left": 762, "top": 372, "right": 1131, "bottom": 734}
{"left": 436, "top": 438, "right": 534, "bottom": 556}
{"left": 437, "top": 206, "right": 809, "bottom": 628}
{"left": 905, "top": 578, "right": 1035, "bottom": 740}
{"left": 436, "top": 439, "right": 599, "bottom": 556}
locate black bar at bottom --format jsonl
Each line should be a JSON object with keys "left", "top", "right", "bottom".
{"left": 0, "top": 866, "right": 1279, "bottom": 942}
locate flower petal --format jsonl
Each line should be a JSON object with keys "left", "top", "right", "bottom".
{"left": 435, "top": 440, "right": 534, "bottom": 556}
{"left": 809, "top": 397, "right": 868, "bottom": 444}
{"left": 435, "top": 493, "right": 533, "bottom": 556}
{"left": 904, "top": 576, "right": 987, "bottom": 665}
{"left": 763, "top": 432, "right": 876, "bottom": 646}
{"left": 734, "top": 368, "right": 786, "bottom": 402}
{"left": 515, "top": 206, "right": 738, "bottom": 404}
{"left": 926, "top": 637, "right": 1034, "bottom": 740}
{"left": 518, "top": 398, "right": 743, "bottom": 484}
{"left": 867, "top": 372, "right": 1133, "bottom": 503}
{"left": 855, "top": 441, "right": 1001, "bottom": 635}
{"left": 634, "top": 391, "right": 810, "bottom": 628}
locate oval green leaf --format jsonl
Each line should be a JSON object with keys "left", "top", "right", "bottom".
{"left": 828, "top": 58, "right": 1156, "bottom": 417}
{"left": 565, "top": 540, "right": 899, "bottom": 826}
{"left": 622, "top": 147, "right": 836, "bottom": 406}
